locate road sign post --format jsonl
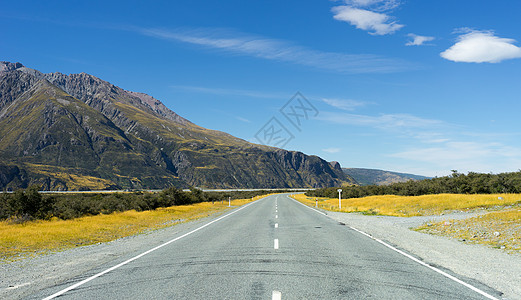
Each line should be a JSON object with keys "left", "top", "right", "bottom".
{"left": 337, "top": 189, "right": 342, "bottom": 210}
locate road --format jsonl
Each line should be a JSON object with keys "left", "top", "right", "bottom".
{"left": 26, "top": 194, "right": 500, "bottom": 299}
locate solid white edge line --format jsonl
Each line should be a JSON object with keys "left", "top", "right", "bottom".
{"left": 41, "top": 196, "right": 268, "bottom": 300}
{"left": 347, "top": 226, "right": 499, "bottom": 300}
{"left": 272, "top": 290, "right": 282, "bottom": 300}
{"left": 289, "top": 196, "right": 327, "bottom": 216}
{"left": 288, "top": 196, "right": 500, "bottom": 300}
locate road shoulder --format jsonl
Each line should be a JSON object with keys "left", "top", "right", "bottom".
{"left": 324, "top": 210, "right": 521, "bottom": 300}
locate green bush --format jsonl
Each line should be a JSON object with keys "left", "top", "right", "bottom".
{"left": 308, "top": 171, "right": 521, "bottom": 199}
{"left": 0, "top": 186, "right": 293, "bottom": 222}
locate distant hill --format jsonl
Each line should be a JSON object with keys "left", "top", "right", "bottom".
{"left": 0, "top": 61, "right": 355, "bottom": 190}
{"left": 342, "top": 168, "right": 430, "bottom": 186}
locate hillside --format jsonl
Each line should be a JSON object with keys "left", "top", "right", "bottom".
{"left": 0, "top": 62, "right": 355, "bottom": 190}
{"left": 342, "top": 168, "right": 429, "bottom": 186}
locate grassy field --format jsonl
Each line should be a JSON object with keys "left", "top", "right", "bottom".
{"left": 0, "top": 196, "right": 263, "bottom": 262}
{"left": 416, "top": 209, "right": 521, "bottom": 252}
{"left": 291, "top": 193, "right": 521, "bottom": 216}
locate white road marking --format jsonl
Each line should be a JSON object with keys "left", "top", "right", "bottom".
{"left": 272, "top": 290, "right": 282, "bottom": 300}
{"left": 275, "top": 223, "right": 278, "bottom": 228}
{"left": 289, "top": 196, "right": 500, "bottom": 300}
{"left": 274, "top": 239, "right": 279, "bottom": 249}
{"left": 290, "top": 197, "right": 327, "bottom": 216}
{"left": 348, "top": 226, "right": 499, "bottom": 300}
{"left": 41, "top": 197, "right": 267, "bottom": 300}
{"left": 275, "top": 215, "right": 278, "bottom": 219}
{"left": 6, "top": 282, "right": 31, "bottom": 290}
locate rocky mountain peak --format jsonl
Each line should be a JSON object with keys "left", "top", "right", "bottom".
{"left": 329, "top": 161, "right": 342, "bottom": 171}
{"left": 0, "top": 61, "right": 24, "bottom": 72}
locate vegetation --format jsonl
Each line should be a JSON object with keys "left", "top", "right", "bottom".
{"left": 0, "top": 196, "right": 262, "bottom": 261}
{"left": 0, "top": 186, "right": 286, "bottom": 222}
{"left": 416, "top": 208, "right": 521, "bottom": 252}
{"left": 307, "top": 170, "right": 521, "bottom": 199}
{"left": 292, "top": 193, "right": 521, "bottom": 216}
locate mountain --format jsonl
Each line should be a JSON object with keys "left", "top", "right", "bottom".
{"left": 0, "top": 61, "right": 354, "bottom": 190}
{"left": 342, "top": 168, "right": 430, "bottom": 186}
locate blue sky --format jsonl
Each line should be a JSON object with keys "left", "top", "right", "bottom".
{"left": 2, "top": 0, "right": 521, "bottom": 177}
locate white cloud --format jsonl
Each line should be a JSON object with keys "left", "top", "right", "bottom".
{"left": 441, "top": 30, "right": 521, "bottom": 63}
{"left": 323, "top": 147, "right": 341, "bottom": 153}
{"left": 406, "top": 33, "right": 435, "bottom": 46}
{"left": 317, "top": 111, "right": 444, "bottom": 129}
{"left": 321, "top": 98, "right": 368, "bottom": 111}
{"left": 332, "top": 6, "right": 403, "bottom": 35}
{"left": 136, "top": 27, "right": 412, "bottom": 73}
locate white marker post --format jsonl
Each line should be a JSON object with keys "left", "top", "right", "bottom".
{"left": 337, "top": 189, "right": 342, "bottom": 210}
{"left": 315, "top": 198, "right": 318, "bottom": 208}
{"left": 228, "top": 196, "right": 231, "bottom": 207}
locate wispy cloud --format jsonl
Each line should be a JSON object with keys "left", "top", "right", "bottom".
{"left": 342, "top": 0, "right": 402, "bottom": 12}
{"left": 332, "top": 0, "right": 404, "bottom": 35}
{"left": 406, "top": 33, "right": 435, "bottom": 46}
{"left": 317, "top": 111, "right": 444, "bottom": 130}
{"left": 390, "top": 141, "right": 521, "bottom": 174}
{"left": 441, "top": 29, "right": 521, "bottom": 63}
{"left": 321, "top": 98, "right": 369, "bottom": 111}
{"left": 171, "top": 85, "right": 285, "bottom": 99}
{"left": 134, "top": 27, "right": 413, "bottom": 73}
{"left": 323, "top": 147, "right": 342, "bottom": 153}
{"left": 236, "top": 116, "right": 251, "bottom": 123}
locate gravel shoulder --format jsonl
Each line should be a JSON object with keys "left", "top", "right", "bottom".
{"left": 325, "top": 210, "right": 521, "bottom": 300}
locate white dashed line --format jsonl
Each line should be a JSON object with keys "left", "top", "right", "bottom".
{"left": 274, "top": 239, "right": 279, "bottom": 249}
{"left": 275, "top": 223, "right": 278, "bottom": 228}
{"left": 41, "top": 197, "right": 266, "bottom": 300}
{"left": 275, "top": 215, "right": 278, "bottom": 219}
{"left": 272, "top": 290, "right": 282, "bottom": 300}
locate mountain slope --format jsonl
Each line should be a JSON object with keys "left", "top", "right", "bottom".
{"left": 0, "top": 62, "right": 354, "bottom": 190}
{"left": 342, "top": 168, "right": 429, "bottom": 186}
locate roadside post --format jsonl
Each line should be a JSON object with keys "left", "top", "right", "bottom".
{"left": 229, "top": 196, "right": 231, "bottom": 207}
{"left": 337, "top": 189, "right": 342, "bottom": 210}
{"left": 315, "top": 198, "right": 318, "bottom": 207}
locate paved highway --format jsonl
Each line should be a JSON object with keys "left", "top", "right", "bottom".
{"left": 27, "top": 194, "right": 500, "bottom": 299}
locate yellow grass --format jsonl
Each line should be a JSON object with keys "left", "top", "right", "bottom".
{"left": 291, "top": 193, "right": 521, "bottom": 217}
{"left": 416, "top": 208, "right": 521, "bottom": 251}
{"left": 0, "top": 196, "right": 264, "bottom": 261}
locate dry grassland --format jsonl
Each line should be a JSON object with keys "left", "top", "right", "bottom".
{"left": 0, "top": 196, "right": 262, "bottom": 261}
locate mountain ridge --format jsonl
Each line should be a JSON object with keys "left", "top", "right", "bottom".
{"left": 342, "top": 168, "right": 430, "bottom": 186}
{"left": 0, "top": 61, "right": 354, "bottom": 190}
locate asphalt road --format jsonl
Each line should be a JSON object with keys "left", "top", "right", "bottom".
{"left": 26, "top": 194, "right": 501, "bottom": 299}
